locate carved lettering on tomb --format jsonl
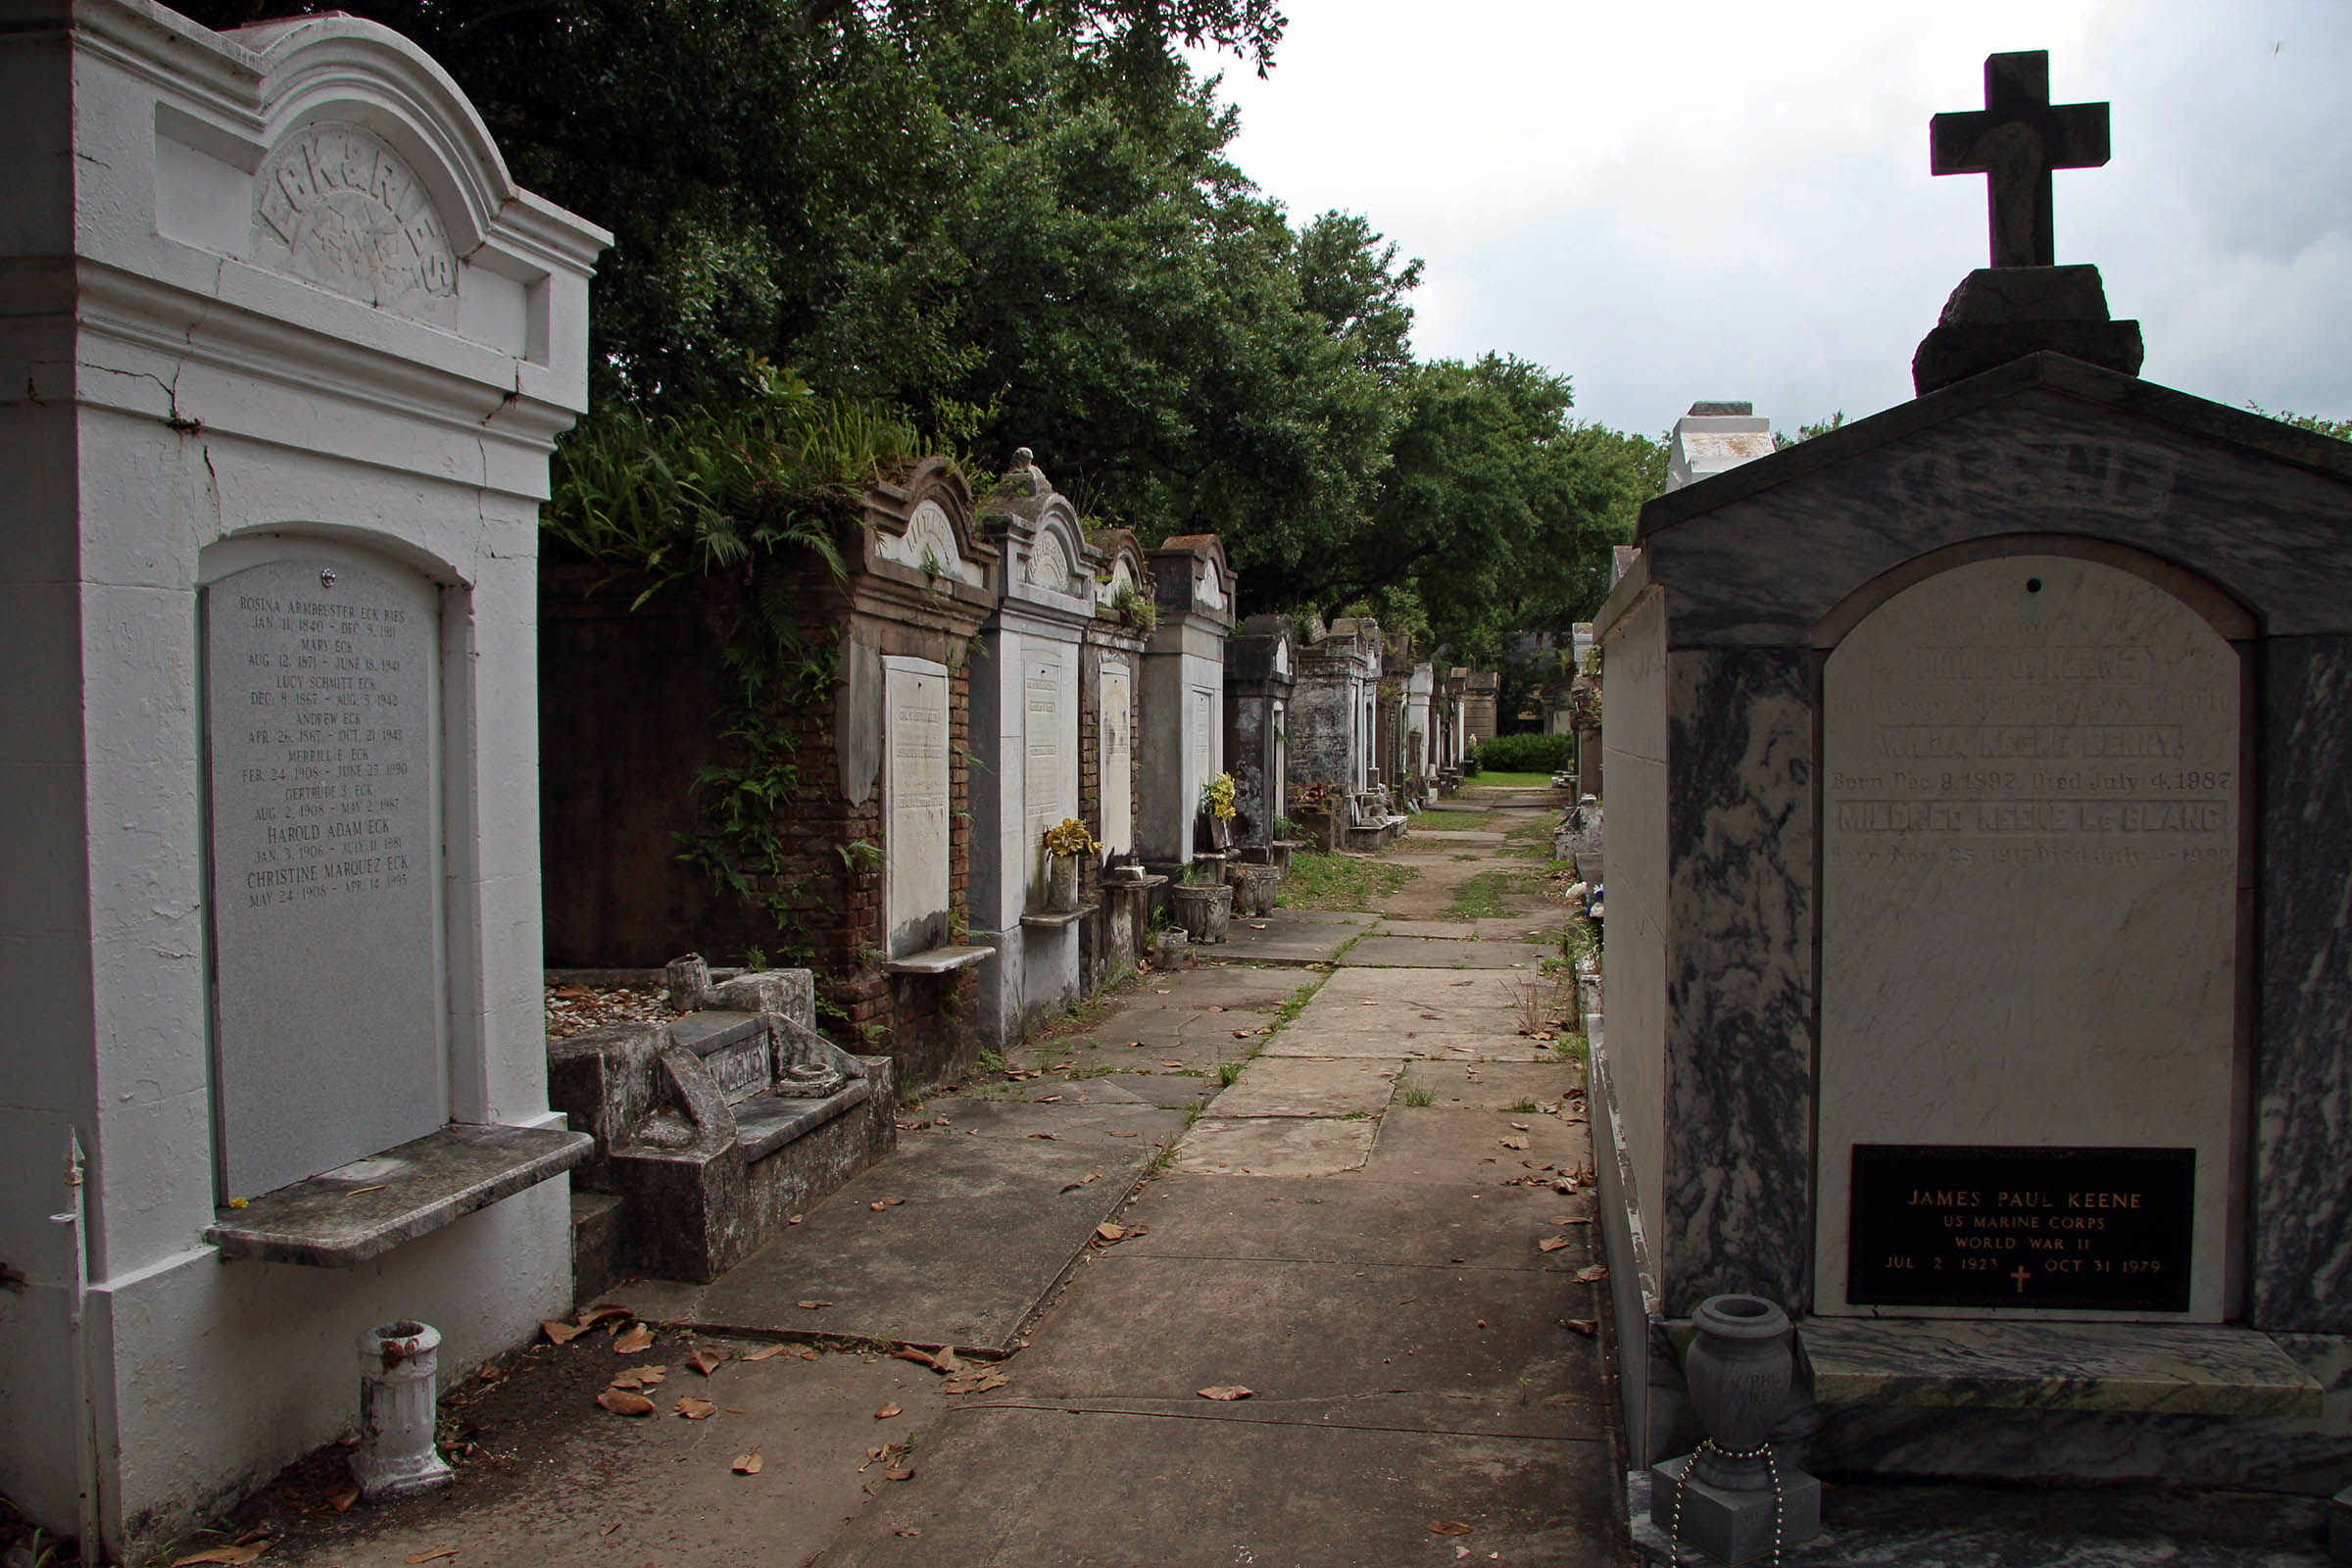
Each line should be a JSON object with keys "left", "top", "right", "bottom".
{"left": 253, "top": 123, "right": 459, "bottom": 326}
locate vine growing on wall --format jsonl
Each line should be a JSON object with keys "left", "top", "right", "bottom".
{"left": 542, "top": 363, "right": 920, "bottom": 962}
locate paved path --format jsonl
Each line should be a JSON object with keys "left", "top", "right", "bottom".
{"left": 820, "top": 801, "right": 1621, "bottom": 1566}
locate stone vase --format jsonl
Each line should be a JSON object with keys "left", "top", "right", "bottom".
{"left": 1168, "top": 883, "right": 1231, "bottom": 944}
{"left": 1046, "top": 854, "right": 1079, "bottom": 913}
{"left": 1152, "top": 928, "right": 1190, "bottom": 969}
{"left": 354, "top": 1319, "right": 453, "bottom": 1501}
{"left": 1238, "top": 864, "right": 1280, "bottom": 917}
{"left": 1684, "top": 1295, "right": 1794, "bottom": 1491}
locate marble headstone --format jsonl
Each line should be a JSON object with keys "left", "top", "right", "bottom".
{"left": 883, "top": 657, "right": 952, "bottom": 957}
{"left": 205, "top": 556, "right": 443, "bottom": 1196}
{"left": 1100, "top": 661, "right": 1134, "bottom": 855}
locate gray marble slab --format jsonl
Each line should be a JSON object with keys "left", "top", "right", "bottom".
{"left": 1661, "top": 647, "right": 1815, "bottom": 1315}
{"left": 205, "top": 1123, "right": 592, "bottom": 1265}
{"left": 1801, "top": 1317, "right": 2322, "bottom": 1416}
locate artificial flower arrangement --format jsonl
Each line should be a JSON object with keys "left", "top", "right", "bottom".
{"left": 1041, "top": 817, "right": 1102, "bottom": 858}
{"left": 1200, "top": 771, "right": 1238, "bottom": 821}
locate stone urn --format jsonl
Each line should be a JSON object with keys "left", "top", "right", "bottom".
{"left": 1236, "top": 863, "right": 1280, "bottom": 917}
{"left": 1683, "top": 1295, "right": 1794, "bottom": 1491}
{"left": 1151, "top": 928, "right": 1190, "bottom": 970}
{"left": 1167, "top": 882, "right": 1232, "bottom": 943}
{"left": 1046, "top": 853, "right": 1079, "bottom": 913}
{"left": 354, "top": 1319, "right": 453, "bottom": 1500}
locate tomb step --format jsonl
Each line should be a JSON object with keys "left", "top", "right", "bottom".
{"left": 732, "top": 1080, "right": 872, "bottom": 1162}
{"left": 571, "top": 1188, "right": 625, "bottom": 1304}
{"left": 1801, "top": 1316, "right": 2324, "bottom": 1416}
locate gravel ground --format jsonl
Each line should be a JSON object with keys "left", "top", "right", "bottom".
{"left": 544, "top": 983, "right": 675, "bottom": 1041}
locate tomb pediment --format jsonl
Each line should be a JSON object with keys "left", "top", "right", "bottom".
{"left": 1621, "top": 353, "right": 2352, "bottom": 648}
{"left": 863, "top": 459, "right": 996, "bottom": 598}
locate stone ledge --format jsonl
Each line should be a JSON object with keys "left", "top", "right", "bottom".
{"left": 881, "top": 944, "right": 997, "bottom": 976}
{"left": 1019, "top": 906, "right": 1094, "bottom": 930}
{"left": 207, "top": 1123, "right": 594, "bottom": 1267}
{"left": 1802, "top": 1316, "right": 2325, "bottom": 1416}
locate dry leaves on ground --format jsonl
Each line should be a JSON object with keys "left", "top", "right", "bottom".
{"left": 171, "top": 1545, "right": 270, "bottom": 1566}
{"left": 732, "top": 1452, "right": 763, "bottom": 1475}
{"left": 404, "top": 1551, "right": 459, "bottom": 1566}
{"left": 1574, "top": 1263, "right": 1610, "bottom": 1284}
{"left": 609, "top": 1364, "right": 665, "bottom": 1390}
{"left": 597, "top": 1389, "right": 656, "bottom": 1417}
{"left": 1538, "top": 1236, "right": 1572, "bottom": 1253}
{"left": 1498, "top": 1136, "right": 1531, "bottom": 1152}
{"left": 674, "top": 1397, "right": 716, "bottom": 1420}
{"left": 943, "top": 1367, "right": 1008, "bottom": 1395}
{"left": 873, "top": 1402, "right": 903, "bottom": 1420}
{"left": 1197, "top": 1385, "right": 1253, "bottom": 1401}
{"left": 1562, "top": 1319, "right": 1598, "bottom": 1337}
{"left": 1428, "top": 1520, "right": 1472, "bottom": 1537}
{"left": 743, "top": 1344, "right": 791, "bottom": 1362}
{"left": 869, "top": 1197, "right": 906, "bottom": 1210}
{"left": 689, "top": 1347, "right": 727, "bottom": 1375}
{"left": 1094, "top": 1223, "right": 1125, "bottom": 1244}
{"left": 613, "top": 1323, "right": 656, "bottom": 1354}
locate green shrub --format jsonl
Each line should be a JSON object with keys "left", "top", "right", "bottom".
{"left": 1468, "top": 731, "right": 1576, "bottom": 775}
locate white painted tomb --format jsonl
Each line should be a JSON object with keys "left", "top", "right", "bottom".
{"left": 0, "top": 3, "right": 606, "bottom": 1552}
{"left": 967, "top": 457, "right": 1100, "bottom": 1043}
{"left": 1137, "top": 536, "right": 1237, "bottom": 868}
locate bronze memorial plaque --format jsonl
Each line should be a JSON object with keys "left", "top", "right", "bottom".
{"left": 1847, "top": 1145, "right": 2194, "bottom": 1311}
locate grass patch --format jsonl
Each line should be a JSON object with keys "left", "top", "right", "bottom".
{"left": 1277, "top": 851, "right": 1417, "bottom": 912}
{"left": 1496, "top": 816, "right": 1555, "bottom": 858}
{"left": 1445, "top": 868, "right": 1544, "bottom": 920}
{"left": 1272, "top": 976, "right": 1325, "bottom": 1029}
{"left": 1465, "top": 771, "right": 1560, "bottom": 790}
{"left": 1505, "top": 1098, "right": 1539, "bottom": 1113}
{"left": 1215, "top": 1058, "right": 1247, "bottom": 1087}
{"left": 1407, "top": 808, "right": 1507, "bottom": 831}
{"left": 1399, "top": 1084, "right": 1436, "bottom": 1107}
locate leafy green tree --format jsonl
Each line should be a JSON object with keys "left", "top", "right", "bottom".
{"left": 2248, "top": 404, "right": 2352, "bottom": 442}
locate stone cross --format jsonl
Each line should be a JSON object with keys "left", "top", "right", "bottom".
{"left": 1931, "top": 51, "right": 2110, "bottom": 269}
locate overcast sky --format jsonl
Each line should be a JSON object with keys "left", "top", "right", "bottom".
{"left": 1187, "top": 1, "right": 2352, "bottom": 443}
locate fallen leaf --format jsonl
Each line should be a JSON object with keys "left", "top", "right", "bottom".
{"left": 1095, "top": 1223, "right": 1126, "bottom": 1243}
{"left": 325, "top": 1488, "right": 358, "bottom": 1514}
{"left": 404, "top": 1552, "right": 459, "bottom": 1566}
{"left": 732, "top": 1451, "right": 763, "bottom": 1475}
{"left": 1127, "top": 1041, "right": 1146, "bottom": 1048}
{"left": 1538, "top": 1236, "right": 1571, "bottom": 1253}
{"left": 892, "top": 1347, "right": 941, "bottom": 1368}
{"left": 788, "top": 1214, "right": 806, "bottom": 1225}
{"left": 1509, "top": 1121, "right": 1529, "bottom": 1131}
{"left": 796, "top": 1300, "right": 832, "bottom": 1310}
{"left": 689, "top": 1348, "right": 727, "bottom": 1376}
{"left": 931, "top": 1348, "right": 965, "bottom": 1374}
{"left": 943, "top": 1368, "right": 1008, "bottom": 1395}
{"left": 597, "top": 1389, "right": 656, "bottom": 1417}
{"left": 894, "top": 1528, "right": 922, "bottom": 1538}
{"left": 171, "top": 1546, "right": 269, "bottom": 1566}
{"left": 542, "top": 1320, "right": 588, "bottom": 1346}
{"left": 1562, "top": 1319, "right": 1598, "bottom": 1337}
{"left": 343, "top": 1184, "right": 388, "bottom": 1198}
{"left": 1574, "top": 1263, "right": 1610, "bottom": 1283}
{"left": 1109, "top": 1130, "right": 1139, "bottom": 1138}
{"left": 743, "top": 1345, "right": 790, "bottom": 1362}
{"left": 1027, "top": 1132, "right": 1060, "bottom": 1141}
{"left": 674, "top": 1397, "right": 716, "bottom": 1420}
{"left": 1250, "top": 922, "right": 1268, "bottom": 930}
{"left": 1197, "top": 1385, "right": 1253, "bottom": 1401}
{"left": 1160, "top": 1060, "right": 1185, "bottom": 1069}
{"left": 1233, "top": 1031, "right": 1251, "bottom": 1039}
{"left": 608, "top": 1365, "right": 666, "bottom": 1390}
{"left": 800, "top": 1348, "right": 822, "bottom": 1361}
{"left": 576, "top": 1303, "right": 633, "bottom": 1331}
{"left": 1498, "top": 1136, "right": 1530, "bottom": 1152}
{"left": 1428, "top": 1521, "right": 1473, "bottom": 1537}
{"left": 874, "top": 1402, "right": 903, "bottom": 1419}
{"left": 613, "top": 1324, "right": 655, "bottom": 1354}
{"left": 1038, "top": 1094, "right": 1063, "bottom": 1103}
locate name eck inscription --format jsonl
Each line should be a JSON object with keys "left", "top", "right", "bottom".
{"left": 254, "top": 124, "right": 459, "bottom": 318}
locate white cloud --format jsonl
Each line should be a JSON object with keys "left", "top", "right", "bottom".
{"left": 1190, "top": 0, "right": 2352, "bottom": 437}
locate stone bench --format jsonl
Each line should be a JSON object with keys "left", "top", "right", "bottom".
{"left": 548, "top": 965, "right": 896, "bottom": 1283}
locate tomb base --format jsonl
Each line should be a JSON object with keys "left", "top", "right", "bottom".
{"left": 1641, "top": 1453, "right": 1822, "bottom": 1565}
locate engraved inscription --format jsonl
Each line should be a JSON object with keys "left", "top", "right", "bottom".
{"left": 253, "top": 123, "right": 458, "bottom": 321}
{"left": 706, "top": 1038, "right": 771, "bottom": 1103}
{"left": 205, "top": 556, "right": 442, "bottom": 1197}
{"left": 884, "top": 661, "right": 952, "bottom": 957}
{"left": 1100, "top": 662, "right": 1133, "bottom": 854}
{"left": 1848, "top": 1146, "right": 2194, "bottom": 1311}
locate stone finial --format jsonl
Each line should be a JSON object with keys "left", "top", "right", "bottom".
{"left": 1014, "top": 446, "right": 1034, "bottom": 469}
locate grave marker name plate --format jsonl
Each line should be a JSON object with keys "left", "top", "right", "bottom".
{"left": 205, "top": 557, "right": 442, "bottom": 1197}
{"left": 884, "top": 658, "right": 952, "bottom": 957}
{"left": 1848, "top": 1145, "right": 2195, "bottom": 1311}
{"left": 1101, "top": 662, "right": 1133, "bottom": 854}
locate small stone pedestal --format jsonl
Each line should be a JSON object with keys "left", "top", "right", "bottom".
{"left": 1645, "top": 1296, "right": 1822, "bottom": 1565}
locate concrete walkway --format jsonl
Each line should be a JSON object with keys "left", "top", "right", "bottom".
{"left": 819, "top": 806, "right": 1617, "bottom": 1566}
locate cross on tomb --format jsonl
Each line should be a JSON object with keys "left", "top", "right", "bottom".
{"left": 2010, "top": 1265, "right": 2034, "bottom": 1294}
{"left": 1931, "top": 50, "right": 2110, "bottom": 269}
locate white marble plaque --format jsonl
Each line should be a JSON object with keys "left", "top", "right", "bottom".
{"left": 1024, "top": 649, "right": 1075, "bottom": 898}
{"left": 883, "top": 658, "right": 952, "bottom": 957}
{"left": 1817, "top": 557, "right": 2239, "bottom": 1319}
{"left": 205, "top": 557, "right": 443, "bottom": 1196}
{"left": 1100, "top": 662, "right": 1133, "bottom": 855}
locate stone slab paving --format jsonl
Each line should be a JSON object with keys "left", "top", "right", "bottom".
{"left": 1214, "top": 906, "right": 1378, "bottom": 964}
{"left": 1376, "top": 916, "right": 1562, "bottom": 942}
{"left": 1204, "top": 1053, "right": 1403, "bottom": 1117}
{"left": 1340, "top": 934, "right": 1551, "bottom": 969}
{"left": 822, "top": 1410, "right": 1622, "bottom": 1567}
{"left": 622, "top": 1100, "right": 1184, "bottom": 1354}
{"left": 1173, "top": 1115, "right": 1377, "bottom": 1176}
{"left": 1120, "top": 1169, "right": 1595, "bottom": 1272}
